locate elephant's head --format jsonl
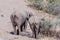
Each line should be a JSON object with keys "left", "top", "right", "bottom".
{"left": 25, "top": 11, "right": 34, "bottom": 20}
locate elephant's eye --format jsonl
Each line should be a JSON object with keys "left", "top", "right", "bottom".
{"left": 29, "top": 14, "right": 31, "bottom": 17}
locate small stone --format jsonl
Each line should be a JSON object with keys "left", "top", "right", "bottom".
{"left": 1, "top": 15, "right": 4, "bottom": 17}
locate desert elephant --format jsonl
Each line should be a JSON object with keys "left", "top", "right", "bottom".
{"left": 28, "top": 16, "right": 43, "bottom": 38}
{"left": 10, "top": 10, "right": 33, "bottom": 35}
{"left": 28, "top": 15, "right": 60, "bottom": 38}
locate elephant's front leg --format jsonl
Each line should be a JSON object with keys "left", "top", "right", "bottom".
{"left": 30, "top": 24, "right": 37, "bottom": 38}
{"left": 35, "top": 28, "right": 39, "bottom": 39}
{"left": 32, "top": 24, "right": 39, "bottom": 39}
{"left": 29, "top": 24, "right": 34, "bottom": 38}
{"left": 18, "top": 24, "right": 21, "bottom": 35}
{"left": 23, "top": 20, "right": 27, "bottom": 32}
{"left": 33, "top": 27, "right": 39, "bottom": 38}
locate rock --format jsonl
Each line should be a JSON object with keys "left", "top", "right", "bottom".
{"left": 1, "top": 14, "right": 4, "bottom": 17}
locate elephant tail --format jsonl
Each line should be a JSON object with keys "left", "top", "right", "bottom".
{"left": 10, "top": 14, "right": 18, "bottom": 23}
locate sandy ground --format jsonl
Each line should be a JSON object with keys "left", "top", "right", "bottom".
{"left": 0, "top": 0, "right": 59, "bottom": 40}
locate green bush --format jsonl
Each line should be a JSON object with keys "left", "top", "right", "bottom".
{"left": 27, "top": 0, "right": 60, "bottom": 18}
{"left": 27, "top": 0, "right": 56, "bottom": 13}
{"left": 27, "top": 0, "right": 43, "bottom": 10}
{"left": 40, "top": 18, "right": 52, "bottom": 29}
{"left": 50, "top": 0, "right": 56, "bottom": 3}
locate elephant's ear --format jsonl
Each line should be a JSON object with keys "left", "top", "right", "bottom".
{"left": 25, "top": 11, "right": 33, "bottom": 17}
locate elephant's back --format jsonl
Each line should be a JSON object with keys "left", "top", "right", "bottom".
{"left": 12, "top": 10, "right": 27, "bottom": 24}
{"left": 29, "top": 16, "right": 40, "bottom": 24}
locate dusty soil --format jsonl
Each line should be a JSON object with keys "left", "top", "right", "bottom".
{"left": 0, "top": 0, "right": 59, "bottom": 40}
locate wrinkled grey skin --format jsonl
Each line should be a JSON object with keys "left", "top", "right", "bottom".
{"left": 10, "top": 10, "right": 33, "bottom": 35}
{"left": 28, "top": 16, "right": 42, "bottom": 38}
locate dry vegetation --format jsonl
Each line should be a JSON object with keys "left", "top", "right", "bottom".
{"left": 0, "top": 0, "right": 60, "bottom": 40}
{"left": 27, "top": 0, "right": 60, "bottom": 16}
{"left": 26, "top": 0, "right": 60, "bottom": 40}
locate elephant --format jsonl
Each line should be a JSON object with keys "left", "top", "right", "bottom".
{"left": 28, "top": 15, "right": 60, "bottom": 38}
{"left": 28, "top": 16, "right": 43, "bottom": 38}
{"left": 10, "top": 10, "right": 33, "bottom": 35}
